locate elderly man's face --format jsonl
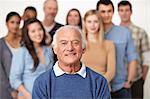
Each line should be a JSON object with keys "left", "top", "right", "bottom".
{"left": 54, "top": 28, "right": 84, "bottom": 65}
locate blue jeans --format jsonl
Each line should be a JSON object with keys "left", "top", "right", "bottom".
{"left": 111, "top": 88, "right": 131, "bottom": 99}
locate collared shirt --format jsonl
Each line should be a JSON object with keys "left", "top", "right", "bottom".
{"left": 53, "top": 61, "right": 86, "bottom": 78}
{"left": 105, "top": 24, "right": 138, "bottom": 92}
{"left": 44, "top": 22, "right": 56, "bottom": 33}
{"left": 127, "top": 23, "right": 150, "bottom": 81}
{"left": 32, "top": 62, "right": 111, "bottom": 99}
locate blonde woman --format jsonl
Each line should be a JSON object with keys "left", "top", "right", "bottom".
{"left": 82, "top": 9, "right": 116, "bottom": 84}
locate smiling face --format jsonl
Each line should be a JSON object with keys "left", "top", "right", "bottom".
{"left": 28, "top": 22, "right": 44, "bottom": 45}
{"left": 54, "top": 27, "right": 85, "bottom": 66}
{"left": 67, "top": 10, "right": 80, "bottom": 26}
{"left": 85, "top": 14, "right": 100, "bottom": 34}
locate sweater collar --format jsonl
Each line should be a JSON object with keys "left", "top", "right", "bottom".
{"left": 53, "top": 61, "right": 86, "bottom": 78}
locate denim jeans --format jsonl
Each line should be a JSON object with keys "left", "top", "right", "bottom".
{"left": 111, "top": 88, "right": 131, "bottom": 99}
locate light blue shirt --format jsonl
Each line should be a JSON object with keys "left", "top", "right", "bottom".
{"left": 105, "top": 25, "right": 138, "bottom": 92}
{"left": 9, "top": 46, "right": 54, "bottom": 95}
{"left": 53, "top": 61, "right": 86, "bottom": 78}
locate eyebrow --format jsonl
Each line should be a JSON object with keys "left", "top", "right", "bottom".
{"left": 59, "top": 39, "right": 80, "bottom": 42}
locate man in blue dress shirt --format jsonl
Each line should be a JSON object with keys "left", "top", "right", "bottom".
{"left": 97, "top": 0, "right": 138, "bottom": 98}
{"left": 32, "top": 25, "right": 111, "bottom": 99}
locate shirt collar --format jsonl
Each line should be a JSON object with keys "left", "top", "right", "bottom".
{"left": 53, "top": 61, "right": 86, "bottom": 78}
{"left": 128, "top": 22, "right": 134, "bottom": 28}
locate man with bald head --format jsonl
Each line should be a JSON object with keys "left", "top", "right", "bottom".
{"left": 32, "top": 25, "right": 111, "bottom": 99}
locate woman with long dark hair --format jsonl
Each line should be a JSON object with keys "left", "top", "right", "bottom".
{"left": 66, "top": 8, "right": 82, "bottom": 29}
{"left": 9, "top": 18, "right": 54, "bottom": 99}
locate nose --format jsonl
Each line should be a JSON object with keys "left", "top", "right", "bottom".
{"left": 104, "top": 12, "right": 109, "bottom": 17}
{"left": 14, "top": 22, "right": 19, "bottom": 28}
{"left": 91, "top": 22, "right": 95, "bottom": 27}
{"left": 67, "top": 42, "right": 74, "bottom": 51}
{"left": 35, "top": 32, "right": 40, "bottom": 36}
{"left": 14, "top": 23, "right": 19, "bottom": 31}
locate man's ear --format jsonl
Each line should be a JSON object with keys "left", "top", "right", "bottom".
{"left": 53, "top": 47, "right": 57, "bottom": 55}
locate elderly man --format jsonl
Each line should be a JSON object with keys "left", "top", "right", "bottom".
{"left": 32, "top": 25, "right": 111, "bottom": 99}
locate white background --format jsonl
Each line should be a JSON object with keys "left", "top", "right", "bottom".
{"left": 0, "top": 0, "right": 150, "bottom": 42}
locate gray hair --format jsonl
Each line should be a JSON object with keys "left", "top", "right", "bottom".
{"left": 52, "top": 25, "right": 86, "bottom": 49}
{"left": 43, "top": 0, "right": 58, "bottom": 8}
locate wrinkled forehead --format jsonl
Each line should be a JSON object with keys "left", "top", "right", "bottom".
{"left": 57, "top": 28, "right": 81, "bottom": 41}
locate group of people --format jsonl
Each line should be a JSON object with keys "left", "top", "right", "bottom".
{"left": 0, "top": 0, "right": 149, "bottom": 99}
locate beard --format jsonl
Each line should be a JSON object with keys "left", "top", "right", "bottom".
{"left": 46, "top": 14, "right": 55, "bottom": 21}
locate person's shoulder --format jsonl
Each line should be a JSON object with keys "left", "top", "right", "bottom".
{"left": 130, "top": 24, "right": 146, "bottom": 33}
{"left": 17, "top": 46, "right": 28, "bottom": 53}
{"left": 0, "top": 38, "right": 5, "bottom": 51}
{"left": 0, "top": 37, "right": 4, "bottom": 42}
{"left": 43, "top": 46, "right": 53, "bottom": 52}
{"left": 35, "top": 68, "right": 53, "bottom": 82}
{"left": 136, "top": 26, "right": 147, "bottom": 34}
{"left": 0, "top": 37, "right": 5, "bottom": 46}
{"left": 12, "top": 47, "right": 27, "bottom": 57}
{"left": 104, "top": 40, "right": 115, "bottom": 50}
{"left": 43, "top": 46, "right": 54, "bottom": 58}
{"left": 86, "top": 67, "right": 107, "bottom": 81}
{"left": 111, "top": 25, "right": 131, "bottom": 37}
{"left": 0, "top": 37, "right": 7, "bottom": 47}
{"left": 104, "top": 40, "right": 114, "bottom": 46}
{"left": 32, "top": 68, "right": 54, "bottom": 95}
{"left": 113, "top": 25, "right": 129, "bottom": 32}
{"left": 55, "top": 22, "right": 64, "bottom": 27}
{"left": 131, "top": 23, "right": 144, "bottom": 30}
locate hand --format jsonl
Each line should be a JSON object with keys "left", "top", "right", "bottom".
{"left": 11, "top": 90, "right": 18, "bottom": 99}
{"left": 23, "top": 92, "right": 32, "bottom": 99}
{"left": 123, "top": 81, "right": 131, "bottom": 88}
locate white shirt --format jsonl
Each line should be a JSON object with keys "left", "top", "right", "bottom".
{"left": 5, "top": 40, "right": 19, "bottom": 55}
{"left": 53, "top": 61, "right": 86, "bottom": 78}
